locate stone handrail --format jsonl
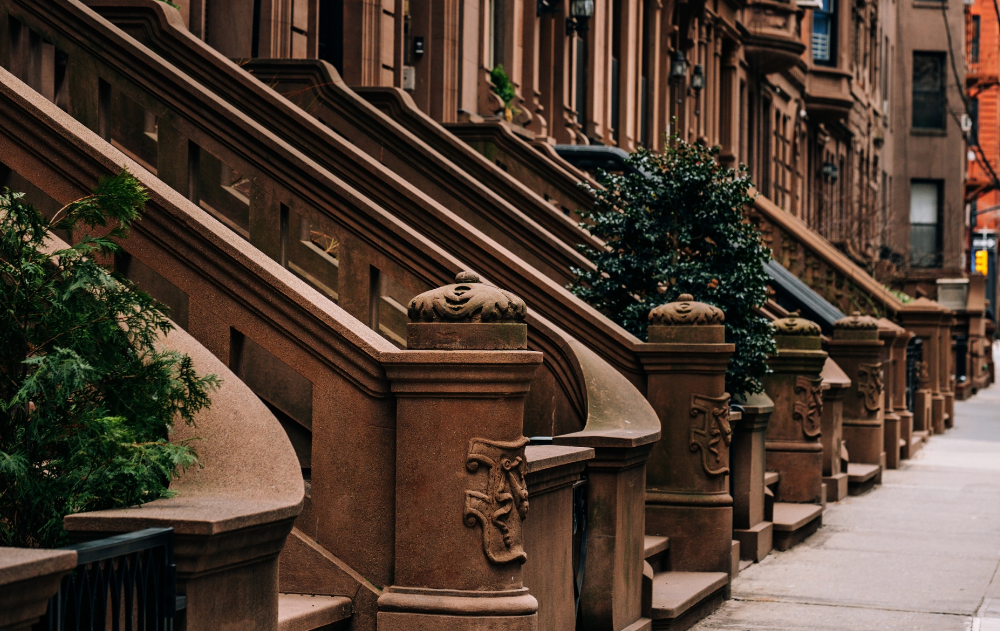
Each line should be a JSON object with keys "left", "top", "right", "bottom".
{"left": 749, "top": 193, "right": 907, "bottom": 319}
{"left": 358, "top": 87, "right": 598, "bottom": 219}
{"left": 0, "top": 0, "right": 648, "bottom": 411}
{"left": 240, "top": 58, "right": 602, "bottom": 279}
{"left": 88, "top": 0, "right": 595, "bottom": 288}
{"left": 0, "top": 62, "right": 399, "bottom": 590}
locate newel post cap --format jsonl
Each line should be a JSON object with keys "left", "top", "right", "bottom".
{"left": 647, "top": 294, "right": 726, "bottom": 343}
{"left": 833, "top": 311, "right": 880, "bottom": 341}
{"left": 406, "top": 271, "right": 528, "bottom": 350}
{"left": 772, "top": 311, "right": 823, "bottom": 350}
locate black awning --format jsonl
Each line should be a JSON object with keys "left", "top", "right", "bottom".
{"left": 765, "top": 260, "right": 846, "bottom": 335}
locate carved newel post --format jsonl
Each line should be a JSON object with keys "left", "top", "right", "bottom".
{"left": 828, "top": 313, "right": 885, "bottom": 481}
{"left": 763, "top": 313, "right": 827, "bottom": 504}
{"left": 637, "top": 295, "right": 735, "bottom": 573}
{"left": 378, "top": 272, "right": 542, "bottom": 631}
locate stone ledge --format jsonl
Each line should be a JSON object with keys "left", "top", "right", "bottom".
{"left": 278, "top": 594, "right": 352, "bottom": 631}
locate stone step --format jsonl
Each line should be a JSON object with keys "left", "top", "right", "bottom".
{"left": 278, "top": 594, "right": 352, "bottom": 631}
{"left": 645, "top": 535, "right": 671, "bottom": 572}
{"left": 772, "top": 502, "right": 823, "bottom": 551}
{"left": 650, "top": 571, "right": 728, "bottom": 630}
{"left": 764, "top": 471, "right": 780, "bottom": 488}
{"left": 847, "top": 462, "right": 881, "bottom": 496}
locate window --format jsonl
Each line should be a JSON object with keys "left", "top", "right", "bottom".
{"left": 318, "top": 0, "right": 344, "bottom": 73}
{"left": 972, "top": 15, "right": 981, "bottom": 64}
{"left": 912, "top": 52, "right": 946, "bottom": 129}
{"left": 910, "top": 181, "right": 942, "bottom": 268}
{"left": 812, "top": 0, "right": 836, "bottom": 66}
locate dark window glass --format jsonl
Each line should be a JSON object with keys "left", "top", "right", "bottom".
{"left": 912, "top": 52, "right": 946, "bottom": 129}
{"left": 318, "top": 0, "right": 344, "bottom": 74}
{"left": 972, "top": 16, "right": 981, "bottom": 64}
{"left": 970, "top": 97, "right": 980, "bottom": 146}
{"left": 812, "top": 0, "right": 836, "bottom": 65}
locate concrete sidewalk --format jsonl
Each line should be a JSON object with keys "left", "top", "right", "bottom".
{"left": 691, "top": 382, "right": 1000, "bottom": 631}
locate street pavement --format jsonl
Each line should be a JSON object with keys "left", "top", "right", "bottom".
{"left": 691, "top": 375, "right": 1000, "bottom": 630}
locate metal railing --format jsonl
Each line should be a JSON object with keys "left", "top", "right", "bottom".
{"left": 39, "top": 528, "right": 183, "bottom": 631}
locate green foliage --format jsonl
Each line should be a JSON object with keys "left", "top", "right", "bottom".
{"left": 489, "top": 64, "right": 517, "bottom": 107}
{"left": 569, "top": 137, "right": 776, "bottom": 399}
{"left": 0, "top": 171, "right": 219, "bottom": 548}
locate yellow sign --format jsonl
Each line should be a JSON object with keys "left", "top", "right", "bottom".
{"left": 975, "top": 249, "right": 989, "bottom": 276}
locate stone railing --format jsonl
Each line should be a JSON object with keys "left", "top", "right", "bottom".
{"left": 749, "top": 194, "right": 907, "bottom": 320}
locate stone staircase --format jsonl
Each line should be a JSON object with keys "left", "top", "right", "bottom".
{"left": 278, "top": 595, "right": 352, "bottom": 631}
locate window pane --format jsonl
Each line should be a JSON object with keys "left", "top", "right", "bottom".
{"left": 913, "top": 53, "right": 945, "bottom": 129}
{"left": 910, "top": 182, "right": 939, "bottom": 223}
{"left": 910, "top": 224, "right": 941, "bottom": 267}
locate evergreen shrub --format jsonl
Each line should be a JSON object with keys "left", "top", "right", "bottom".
{"left": 0, "top": 171, "right": 218, "bottom": 548}
{"left": 570, "top": 137, "right": 775, "bottom": 399}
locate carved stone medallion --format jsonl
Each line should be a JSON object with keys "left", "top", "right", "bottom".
{"left": 793, "top": 375, "right": 823, "bottom": 438}
{"left": 916, "top": 361, "right": 930, "bottom": 386}
{"left": 649, "top": 294, "right": 725, "bottom": 326}
{"left": 464, "top": 436, "right": 530, "bottom": 565}
{"left": 857, "top": 362, "right": 883, "bottom": 412}
{"left": 689, "top": 393, "right": 733, "bottom": 476}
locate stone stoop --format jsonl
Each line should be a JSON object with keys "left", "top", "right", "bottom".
{"left": 772, "top": 502, "right": 824, "bottom": 551}
{"left": 911, "top": 430, "right": 930, "bottom": 456}
{"left": 642, "top": 536, "right": 728, "bottom": 630}
{"left": 278, "top": 594, "right": 353, "bottom": 631}
{"left": 847, "top": 463, "right": 881, "bottom": 496}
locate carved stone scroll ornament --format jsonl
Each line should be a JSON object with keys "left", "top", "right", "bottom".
{"left": 793, "top": 376, "right": 823, "bottom": 438}
{"left": 857, "top": 362, "right": 884, "bottom": 412}
{"left": 408, "top": 271, "right": 527, "bottom": 323}
{"left": 464, "top": 437, "right": 530, "bottom": 565}
{"left": 689, "top": 393, "right": 733, "bottom": 476}
{"left": 773, "top": 312, "right": 822, "bottom": 336}
{"left": 916, "top": 361, "right": 930, "bottom": 386}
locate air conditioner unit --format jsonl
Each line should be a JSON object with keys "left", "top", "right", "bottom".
{"left": 798, "top": 0, "right": 824, "bottom": 8}
{"left": 961, "top": 113, "right": 973, "bottom": 132}
{"left": 403, "top": 66, "right": 416, "bottom": 92}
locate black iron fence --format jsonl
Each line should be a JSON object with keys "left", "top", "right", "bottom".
{"left": 906, "top": 337, "right": 923, "bottom": 412}
{"left": 38, "top": 527, "right": 184, "bottom": 631}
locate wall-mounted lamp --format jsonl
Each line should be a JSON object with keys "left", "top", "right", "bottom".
{"left": 690, "top": 64, "right": 705, "bottom": 92}
{"left": 821, "top": 161, "right": 839, "bottom": 182}
{"left": 566, "top": 0, "right": 595, "bottom": 34}
{"left": 669, "top": 52, "right": 688, "bottom": 103}
{"left": 537, "top": 0, "right": 560, "bottom": 16}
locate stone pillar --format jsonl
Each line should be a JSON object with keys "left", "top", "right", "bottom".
{"left": 828, "top": 313, "right": 885, "bottom": 480}
{"left": 637, "top": 295, "right": 735, "bottom": 574}
{"left": 878, "top": 319, "right": 907, "bottom": 468}
{"left": 898, "top": 298, "right": 947, "bottom": 435}
{"left": 763, "top": 314, "right": 827, "bottom": 505}
{"left": 0, "top": 549, "right": 77, "bottom": 631}
{"left": 942, "top": 312, "right": 956, "bottom": 429}
{"left": 378, "top": 272, "right": 541, "bottom": 631}
{"left": 730, "top": 393, "right": 774, "bottom": 562}
{"left": 820, "top": 359, "right": 850, "bottom": 502}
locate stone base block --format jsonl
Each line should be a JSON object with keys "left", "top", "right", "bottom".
{"left": 646, "top": 505, "right": 733, "bottom": 574}
{"left": 730, "top": 541, "right": 740, "bottom": 580}
{"left": 378, "top": 612, "right": 537, "bottom": 630}
{"left": 823, "top": 472, "right": 848, "bottom": 502}
{"left": 884, "top": 415, "right": 901, "bottom": 469}
{"left": 932, "top": 396, "right": 946, "bottom": 434}
{"left": 842, "top": 424, "right": 884, "bottom": 468}
{"left": 764, "top": 447, "right": 824, "bottom": 504}
{"left": 733, "top": 521, "right": 773, "bottom": 562}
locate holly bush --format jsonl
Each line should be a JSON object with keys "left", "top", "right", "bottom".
{"left": 0, "top": 171, "right": 218, "bottom": 548}
{"left": 570, "top": 137, "right": 775, "bottom": 398}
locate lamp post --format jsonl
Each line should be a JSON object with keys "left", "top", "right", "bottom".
{"left": 566, "top": 0, "right": 594, "bottom": 34}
